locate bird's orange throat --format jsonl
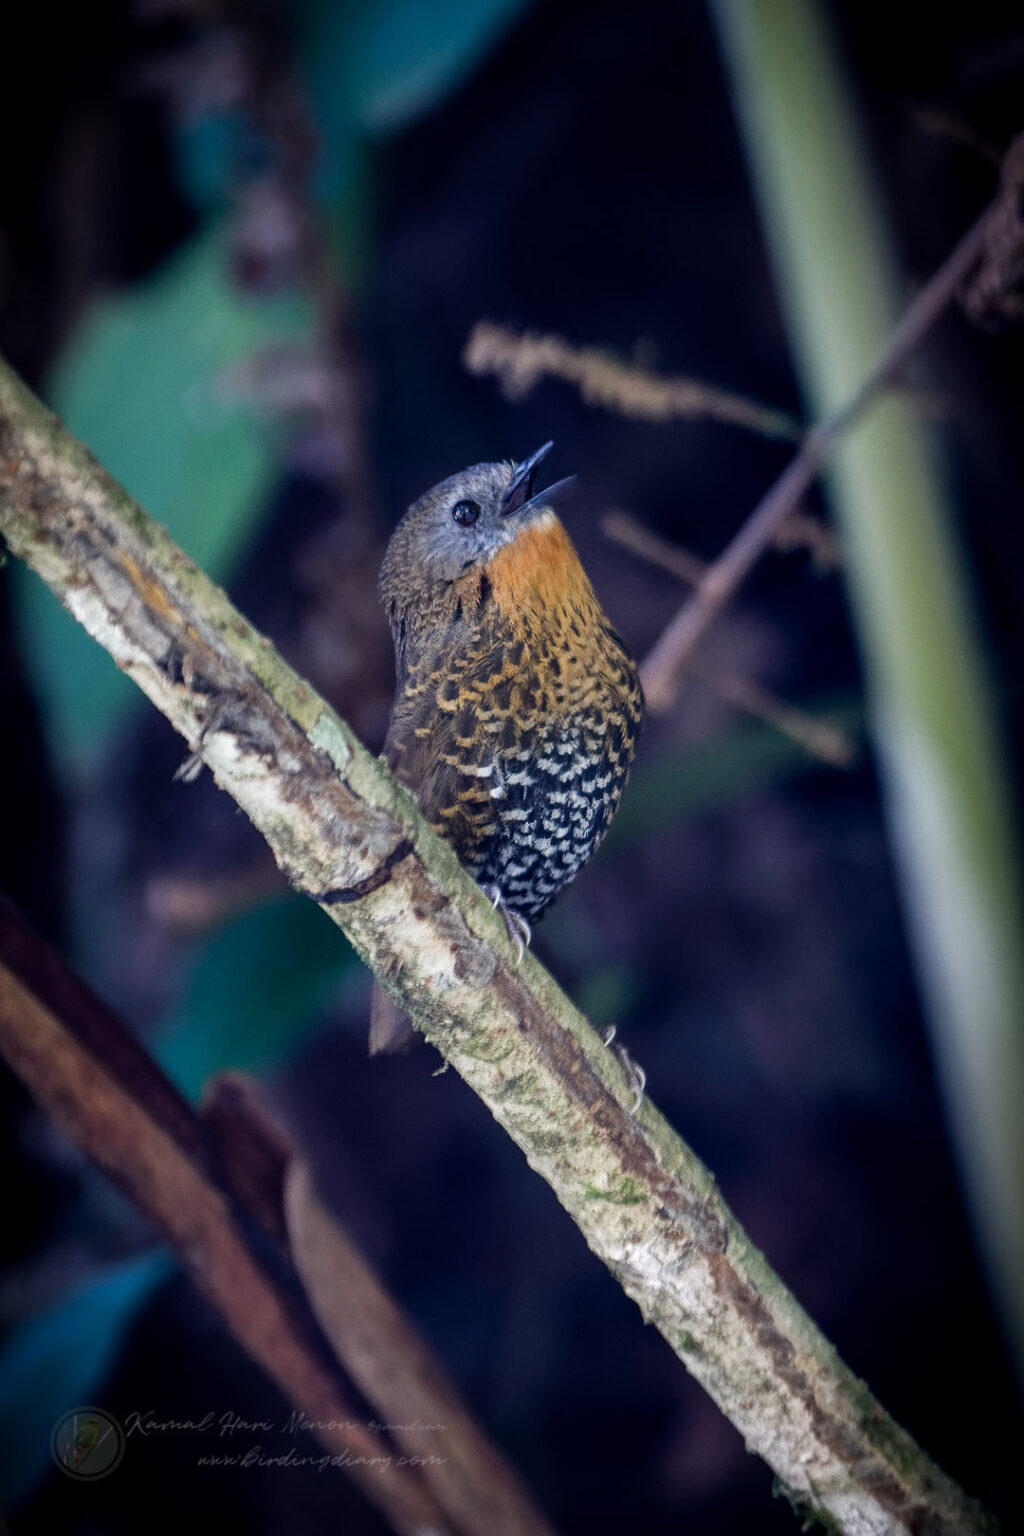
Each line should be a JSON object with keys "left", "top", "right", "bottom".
{"left": 481, "top": 513, "right": 600, "bottom": 637}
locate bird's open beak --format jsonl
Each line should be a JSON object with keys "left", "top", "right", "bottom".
{"left": 500, "top": 441, "right": 554, "bottom": 516}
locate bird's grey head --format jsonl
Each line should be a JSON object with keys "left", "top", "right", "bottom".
{"left": 380, "top": 443, "right": 571, "bottom": 603}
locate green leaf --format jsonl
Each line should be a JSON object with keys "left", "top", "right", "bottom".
{"left": 295, "top": 0, "right": 535, "bottom": 178}
{"left": 349, "top": 0, "right": 536, "bottom": 131}
{"left": 174, "top": 111, "right": 250, "bottom": 215}
{"left": 11, "top": 225, "right": 311, "bottom": 770}
{"left": 155, "top": 896, "right": 358, "bottom": 1101}
{"left": 0, "top": 1252, "right": 170, "bottom": 1506}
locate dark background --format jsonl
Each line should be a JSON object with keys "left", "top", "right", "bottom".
{"left": 1, "top": 1, "right": 1022, "bottom": 1532}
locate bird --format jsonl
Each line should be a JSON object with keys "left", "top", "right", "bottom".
{"left": 370, "top": 442, "right": 643, "bottom": 1053}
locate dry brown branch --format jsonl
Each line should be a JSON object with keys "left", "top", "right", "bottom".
{"left": 603, "top": 510, "right": 856, "bottom": 765}
{"left": 602, "top": 508, "right": 708, "bottom": 584}
{"left": 688, "top": 662, "right": 857, "bottom": 767}
{"left": 770, "top": 506, "right": 842, "bottom": 568}
{"left": 910, "top": 106, "right": 1002, "bottom": 167}
{"left": 604, "top": 504, "right": 840, "bottom": 578}
{"left": 463, "top": 322, "right": 802, "bottom": 440}
{"left": 640, "top": 205, "right": 994, "bottom": 711}
{"left": 961, "top": 130, "right": 1024, "bottom": 328}
{"left": 0, "top": 896, "right": 557, "bottom": 1536}
{"left": 0, "top": 356, "right": 994, "bottom": 1536}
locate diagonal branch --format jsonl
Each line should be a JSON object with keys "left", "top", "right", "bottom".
{"left": 0, "top": 356, "right": 993, "bottom": 1536}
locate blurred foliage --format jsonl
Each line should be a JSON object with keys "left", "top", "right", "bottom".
{"left": 11, "top": 227, "right": 312, "bottom": 770}
{"left": 174, "top": 111, "right": 261, "bottom": 217}
{"left": 0, "top": 1252, "right": 170, "bottom": 1505}
{"left": 294, "top": 0, "right": 536, "bottom": 152}
{"left": 155, "top": 895, "right": 360, "bottom": 1102}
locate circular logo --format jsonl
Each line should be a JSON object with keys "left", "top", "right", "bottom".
{"left": 50, "top": 1407, "right": 125, "bottom": 1481}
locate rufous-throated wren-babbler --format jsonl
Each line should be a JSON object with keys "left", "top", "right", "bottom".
{"left": 371, "top": 443, "right": 643, "bottom": 1052}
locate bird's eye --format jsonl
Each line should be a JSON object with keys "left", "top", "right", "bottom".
{"left": 451, "top": 499, "right": 480, "bottom": 528}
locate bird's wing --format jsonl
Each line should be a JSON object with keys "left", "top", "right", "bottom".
{"left": 373, "top": 617, "right": 524, "bottom": 1057}
{"left": 383, "top": 618, "right": 532, "bottom": 858}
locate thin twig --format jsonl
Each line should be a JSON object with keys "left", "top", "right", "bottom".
{"left": 640, "top": 208, "right": 993, "bottom": 711}
{"left": 603, "top": 510, "right": 856, "bottom": 765}
{"left": 910, "top": 106, "right": 1002, "bottom": 168}
{"left": 768, "top": 507, "right": 842, "bottom": 568}
{"left": 602, "top": 509, "right": 708, "bottom": 584}
{"left": 604, "top": 505, "right": 840, "bottom": 578}
{"left": 464, "top": 322, "right": 802, "bottom": 440}
{"left": 961, "top": 130, "right": 1024, "bottom": 328}
{"left": 688, "top": 662, "right": 857, "bottom": 767}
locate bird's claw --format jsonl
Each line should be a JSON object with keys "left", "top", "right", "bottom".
{"left": 602, "top": 1025, "right": 646, "bottom": 1113}
{"left": 617, "top": 1046, "right": 646, "bottom": 1113}
{"left": 481, "top": 884, "right": 531, "bottom": 967}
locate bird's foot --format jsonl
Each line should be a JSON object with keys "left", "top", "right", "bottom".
{"left": 481, "top": 884, "right": 531, "bottom": 967}
{"left": 602, "top": 1025, "right": 646, "bottom": 1114}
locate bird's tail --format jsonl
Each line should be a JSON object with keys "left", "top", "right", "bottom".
{"left": 368, "top": 981, "right": 416, "bottom": 1055}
